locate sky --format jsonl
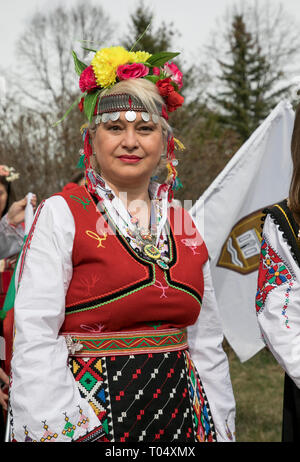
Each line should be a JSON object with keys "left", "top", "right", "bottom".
{"left": 2, "top": 0, "right": 300, "bottom": 70}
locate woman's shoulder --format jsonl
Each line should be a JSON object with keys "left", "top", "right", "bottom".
{"left": 262, "top": 199, "right": 300, "bottom": 267}
{"left": 33, "top": 193, "right": 75, "bottom": 234}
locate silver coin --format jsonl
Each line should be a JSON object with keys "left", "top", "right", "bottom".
{"left": 110, "top": 112, "right": 120, "bottom": 121}
{"left": 101, "top": 113, "right": 110, "bottom": 123}
{"left": 152, "top": 114, "right": 159, "bottom": 124}
{"left": 125, "top": 111, "right": 137, "bottom": 122}
{"left": 95, "top": 115, "right": 102, "bottom": 124}
{"left": 141, "top": 112, "right": 150, "bottom": 122}
{"left": 172, "top": 159, "right": 179, "bottom": 166}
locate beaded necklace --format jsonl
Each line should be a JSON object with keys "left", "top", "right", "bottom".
{"left": 127, "top": 199, "right": 170, "bottom": 270}
{"left": 88, "top": 171, "right": 170, "bottom": 269}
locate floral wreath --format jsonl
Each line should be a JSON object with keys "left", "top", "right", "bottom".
{"left": 73, "top": 46, "right": 184, "bottom": 122}
{"left": 58, "top": 45, "right": 185, "bottom": 202}
{"left": 0, "top": 165, "right": 20, "bottom": 182}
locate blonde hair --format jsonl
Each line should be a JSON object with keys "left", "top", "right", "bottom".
{"left": 89, "top": 78, "right": 172, "bottom": 173}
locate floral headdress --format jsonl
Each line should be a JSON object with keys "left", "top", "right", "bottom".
{"left": 0, "top": 165, "right": 20, "bottom": 182}
{"left": 59, "top": 45, "right": 185, "bottom": 201}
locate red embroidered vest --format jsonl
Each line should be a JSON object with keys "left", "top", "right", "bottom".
{"left": 59, "top": 186, "right": 208, "bottom": 334}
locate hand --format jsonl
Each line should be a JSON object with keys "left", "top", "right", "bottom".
{"left": 7, "top": 194, "right": 37, "bottom": 227}
{"left": 0, "top": 368, "right": 9, "bottom": 411}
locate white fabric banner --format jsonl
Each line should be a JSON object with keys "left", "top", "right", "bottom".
{"left": 190, "top": 100, "right": 295, "bottom": 362}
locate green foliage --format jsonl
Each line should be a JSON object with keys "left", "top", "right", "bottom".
{"left": 122, "top": 0, "right": 176, "bottom": 54}
{"left": 147, "top": 52, "right": 180, "bottom": 67}
{"left": 72, "top": 51, "right": 87, "bottom": 76}
{"left": 211, "top": 15, "right": 291, "bottom": 142}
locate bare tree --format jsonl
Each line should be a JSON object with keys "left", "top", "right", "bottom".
{"left": 0, "top": 0, "right": 114, "bottom": 200}
{"left": 15, "top": 0, "right": 114, "bottom": 113}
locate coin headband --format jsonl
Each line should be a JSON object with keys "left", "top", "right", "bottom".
{"left": 94, "top": 93, "right": 167, "bottom": 125}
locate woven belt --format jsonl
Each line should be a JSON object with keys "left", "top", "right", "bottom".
{"left": 61, "top": 328, "right": 188, "bottom": 357}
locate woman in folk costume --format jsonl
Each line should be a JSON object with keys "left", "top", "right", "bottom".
{"left": 9, "top": 45, "right": 235, "bottom": 443}
{"left": 256, "top": 103, "right": 300, "bottom": 441}
{"left": 0, "top": 165, "right": 35, "bottom": 439}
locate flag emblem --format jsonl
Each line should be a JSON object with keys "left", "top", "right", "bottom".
{"left": 217, "top": 209, "right": 264, "bottom": 274}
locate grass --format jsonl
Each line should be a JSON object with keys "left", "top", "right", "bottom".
{"left": 224, "top": 342, "right": 284, "bottom": 442}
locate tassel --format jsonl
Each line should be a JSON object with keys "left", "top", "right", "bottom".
{"left": 174, "top": 137, "right": 185, "bottom": 151}
{"left": 76, "top": 154, "right": 85, "bottom": 169}
{"left": 172, "top": 177, "right": 183, "bottom": 191}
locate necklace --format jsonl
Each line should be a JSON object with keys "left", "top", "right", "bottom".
{"left": 90, "top": 172, "right": 170, "bottom": 269}
{"left": 127, "top": 199, "right": 170, "bottom": 270}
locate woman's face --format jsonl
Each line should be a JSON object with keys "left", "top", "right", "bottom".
{"left": 93, "top": 112, "right": 164, "bottom": 189}
{"left": 0, "top": 182, "right": 8, "bottom": 217}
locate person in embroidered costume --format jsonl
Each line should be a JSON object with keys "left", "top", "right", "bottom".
{"left": 256, "top": 103, "right": 300, "bottom": 441}
{"left": 0, "top": 166, "right": 36, "bottom": 441}
{"left": 9, "top": 43, "right": 235, "bottom": 443}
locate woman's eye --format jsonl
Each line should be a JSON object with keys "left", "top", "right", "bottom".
{"left": 108, "top": 125, "right": 122, "bottom": 131}
{"left": 139, "top": 125, "right": 154, "bottom": 131}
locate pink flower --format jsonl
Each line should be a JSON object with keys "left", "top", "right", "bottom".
{"left": 152, "top": 67, "right": 160, "bottom": 75}
{"left": 116, "top": 63, "right": 149, "bottom": 80}
{"left": 163, "top": 62, "right": 183, "bottom": 89}
{"left": 79, "top": 66, "right": 98, "bottom": 93}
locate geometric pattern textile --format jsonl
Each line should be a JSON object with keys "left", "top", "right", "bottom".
{"left": 70, "top": 350, "right": 217, "bottom": 442}
{"left": 256, "top": 237, "right": 295, "bottom": 315}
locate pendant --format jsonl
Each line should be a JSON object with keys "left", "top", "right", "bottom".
{"left": 157, "top": 259, "right": 169, "bottom": 270}
{"left": 143, "top": 244, "right": 161, "bottom": 260}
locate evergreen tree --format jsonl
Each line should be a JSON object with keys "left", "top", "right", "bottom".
{"left": 211, "top": 15, "right": 290, "bottom": 141}
{"left": 122, "top": 0, "right": 175, "bottom": 54}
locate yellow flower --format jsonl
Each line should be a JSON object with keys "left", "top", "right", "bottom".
{"left": 91, "top": 46, "right": 131, "bottom": 88}
{"left": 129, "top": 51, "right": 152, "bottom": 63}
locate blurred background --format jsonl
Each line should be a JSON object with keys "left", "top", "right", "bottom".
{"left": 1, "top": 0, "right": 300, "bottom": 441}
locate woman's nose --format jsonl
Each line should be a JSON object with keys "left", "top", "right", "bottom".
{"left": 121, "top": 127, "right": 139, "bottom": 151}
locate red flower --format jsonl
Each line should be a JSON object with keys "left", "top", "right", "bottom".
{"left": 156, "top": 78, "right": 174, "bottom": 97}
{"left": 79, "top": 66, "right": 98, "bottom": 93}
{"left": 156, "top": 78, "right": 184, "bottom": 112}
{"left": 165, "top": 91, "right": 184, "bottom": 112}
{"left": 116, "top": 63, "right": 149, "bottom": 80}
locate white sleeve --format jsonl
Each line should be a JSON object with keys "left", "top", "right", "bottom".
{"left": 256, "top": 214, "right": 300, "bottom": 388}
{"left": 10, "top": 196, "right": 103, "bottom": 442}
{"left": 187, "top": 260, "right": 236, "bottom": 442}
{"left": 0, "top": 214, "right": 24, "bottom": 259}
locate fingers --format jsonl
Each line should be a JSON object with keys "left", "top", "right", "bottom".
{"left": 0, "top": 368, "right": 9, "bottom": 385}
{"left": 18, "top": 197, "right": 28, "bottom": 207}
{"left": 30, "top": 194, "right": 37, "bottom": 210}
{"left": 0, "top": 388, "right": 8, "bottom": 410}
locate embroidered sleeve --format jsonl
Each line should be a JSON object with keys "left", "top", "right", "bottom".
{"left": 256, "top": 214, "right": 300, "bottom": 388}
{"left": 0, "top": 214, "right": 24, "bottom": 260}
{"left": 187, "top": 260, "right": 236, "bottom": 442}
{"left": 9, "top": 197, "right": 103, "bottom": 442}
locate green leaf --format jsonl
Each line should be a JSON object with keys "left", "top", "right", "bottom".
{"left": 144, "top": 75, "right": 160, "bottom": 84}
{"left": 84, "top": 91, "right": 99, "bottom": 123}
{"left": 81, "top": 47, "right": 97, "bottom": 53}
{"left": 53, "top": 92, "right": 86, "bottom": 127}
{"left": 72, "top": 50, "right": 88, "bottom": 76}
{"left": 147, "top": 52, "right": 180, "bottom": 68}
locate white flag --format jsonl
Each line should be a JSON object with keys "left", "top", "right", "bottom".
{"left": 190, "top": 100, "right": 295, "bottom": 362}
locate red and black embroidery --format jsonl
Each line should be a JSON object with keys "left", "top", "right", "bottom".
{"left": 256, "top": 236, "right": 295, "bottom": 317}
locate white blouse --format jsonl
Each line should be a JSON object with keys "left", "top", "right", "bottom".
{"left": 10, "top": 192, "right": 236, "bottom": 442}
{"left": 257, "top": 214, "right": 300, "bottom": 388}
